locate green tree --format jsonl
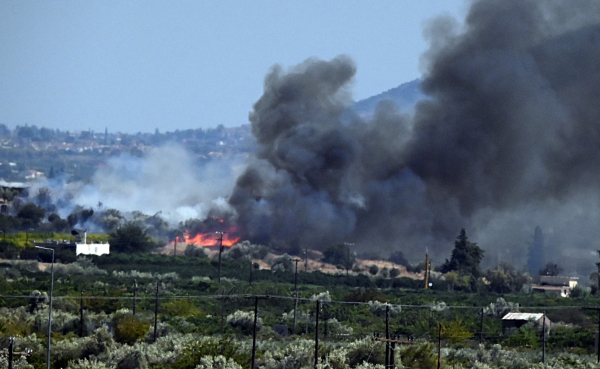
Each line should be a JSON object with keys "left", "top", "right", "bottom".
{"left": 16, "top": 202, "right": 46, "bottom": 228}
{"left": 109, "top": 222, "right": 158, "bottom": 253}
{"left": 440, "top": 229, "right": 484, "bottom": 277}
{"left": 441, "top": 319, "right": 473, "bottom": 344}
{"left": 113, "top": 314, "right": 150, "bottom": 345}
{"left": 322, "top": 243, "right": 356, "bottom": 271}
{"left": 539, "top": 262, "right": 562, "bottom": 276}
{"left": 486, "top": 262, "right": 531, "bottom": 294}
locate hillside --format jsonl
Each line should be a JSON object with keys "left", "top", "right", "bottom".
{"left": 351, "top": 79, "right": 425, "bottom": 119}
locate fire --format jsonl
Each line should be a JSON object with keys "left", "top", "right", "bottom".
{"left": 183, "top": 229, "right": 241, "bottom": 247}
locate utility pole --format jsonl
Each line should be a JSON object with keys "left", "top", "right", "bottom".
{"left": 424, "top": 252, "right": 430, "bottom": 289}
{"left": 385, "top": 305, "right": 390, "bottom": 368}
{"left": 596, "top": 255, "right": 600, "bottom": 297}
{"left": 216, "top": 232, "right": 225, "bottom": 284}
{"left": 35, "top": 246, "right": 54, "bottom": 369}
{"left": 250, "top": 296, "right": 268, "bottom": 369}
{"left": 314, "top": 299, "right": 320, "bottom": 369}
{"left": 293, "top": 259, "right": 300, "bottom": 335}
{"left": 542, "top": 310, "right": 546, "bottom": 363}
{"left": 174, "top": 236, "right": 177, "bottom": 256}
{"left": 8, "top": 336, "right": 14, "bottom": 369}
{"left": 251, "top": 297, "right": 259, "bottom": 369}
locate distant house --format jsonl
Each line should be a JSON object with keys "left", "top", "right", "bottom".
{"left": 75, "top": 242, "right": 110, "bottom": 256}
{"left": 532, "top": 276, "right": 578, "bottom": 297}
{"left": 0, "top": 181, "right": 27, "bottom": 214}
{"left": 502, "top": 312, "right": 551, "bottom": 335}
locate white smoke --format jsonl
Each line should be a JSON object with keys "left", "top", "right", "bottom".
{"left": 62, "top": 144, "right": 246, "bottom": 225}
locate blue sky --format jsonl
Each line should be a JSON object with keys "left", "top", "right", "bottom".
{"left": 0, "top": 1, "right": 466, "bottom": 134}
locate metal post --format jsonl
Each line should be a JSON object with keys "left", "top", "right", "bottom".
{"left": 217, "top": 232, "right": 224, "bottom": 284}
{"left": 293, "top": 259, "right": 300, "bottom": 335}
{"left": 153, "top": 281, "right": 159, "bottom": 343}
{"left": 79, "top": 290, "right": 84, "bottom": 337}
{"left": 542, "top": 310, "right": 546, "bottom": 363}
{"left": 35, "top": 246, "right": 54, "bottom": 369}
{"left": 8, "top": 336, "right": 14, "bottom": 369}
{"left": 480, "top": 307, "right": 484, "bottom": 344}
{"left": 133, "top": 280, "right": 137, "bottom": 315}
{"left": 385, "top": 305, "right": 390, "bottom": 368}
{"left": 314, "top": 300, "right": 320, "bottom": 369}
{"left": 251, "top": 297, "right": 259, "bottom": 369}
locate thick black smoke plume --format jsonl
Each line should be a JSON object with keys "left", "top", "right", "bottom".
{"left": 230, "top": 0, "right": 600, "bottom": 269}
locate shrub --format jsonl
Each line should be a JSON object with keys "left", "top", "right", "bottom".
{"left": 570, "top": 286, "right": 589, "bottom": 298}
{"left": 441, "top": 319, "right": 473, "bottom": 344}
{"left": 224, "top": 240, "right": 268, "bottom": 260}
{"left": 346, "top": 336, "right": 385, "bottom": 367}
{"left": 28, "top": 290, "right": 48, "bottom": 313}
{"left": 311, "top": 291, "right": 332, "bottom": 302}
{"left": 117, "top": 350, "right": 148, "bottom": 369}
{"left": 270, "top": 253, "right": 294, "bottom": 273}
{"left": 367, "top": 301, "right": 401, "bottom": 318}
{"left": 184, "top": 244, "right": 208, "bottom": 258}
{"left": 226, "top": 310, "right": 261, "bottom": 334}
{"left": 194, "top": 355, "right": 243, "bottom": 369}
{"left": 113, "top": 314, "right": 150, "bottom": 345}
{"left": 503, "top": 323, "right": 539, "bottom": 349}
{"left": 54, "top": 257, "right": 107, "bottom": 276}
{"left": 0, "top": 240, "right": 19, "bottom": 259}
{"left": 81, "top": 326, "right": 114, "bottom": 358}
{"left": 389, "top": 268, "right": 400, "bottom": 278}
{"left": 167, "top": 336, "right": 251, "bottom": 368}
{"left": 369, "top": 265, "right": 379, "bottom": 275}
{"left": 67, "top": 358, "right": 109, "bottom": 369}
{"left": 400, "top": 342, "right": 438, "bottom": 369}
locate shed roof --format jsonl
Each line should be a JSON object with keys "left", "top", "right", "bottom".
{"left": 532, "top": 285, "right": 569, "bottom": 291}
{"left": 502, "top": 313, "right": 544, "bottom": 321}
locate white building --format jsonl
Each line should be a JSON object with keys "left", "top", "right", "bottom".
{"left": 76, "top": 243, "right": 110, "bottom": 256}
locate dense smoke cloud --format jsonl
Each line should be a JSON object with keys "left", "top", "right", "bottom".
{"left": 22, "top": 0, "right": 600, "bottom": 275}
{"left": 229, "top": 0, "right": 600, "bottom": 271}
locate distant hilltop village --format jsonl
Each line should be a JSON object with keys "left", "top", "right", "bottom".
{"left": 0, "top": 123, "right": 254, "bottom": 183}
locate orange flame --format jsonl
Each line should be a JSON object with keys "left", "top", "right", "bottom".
{"left": 183, "top": 229, "right": 241, "bottom": 247}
